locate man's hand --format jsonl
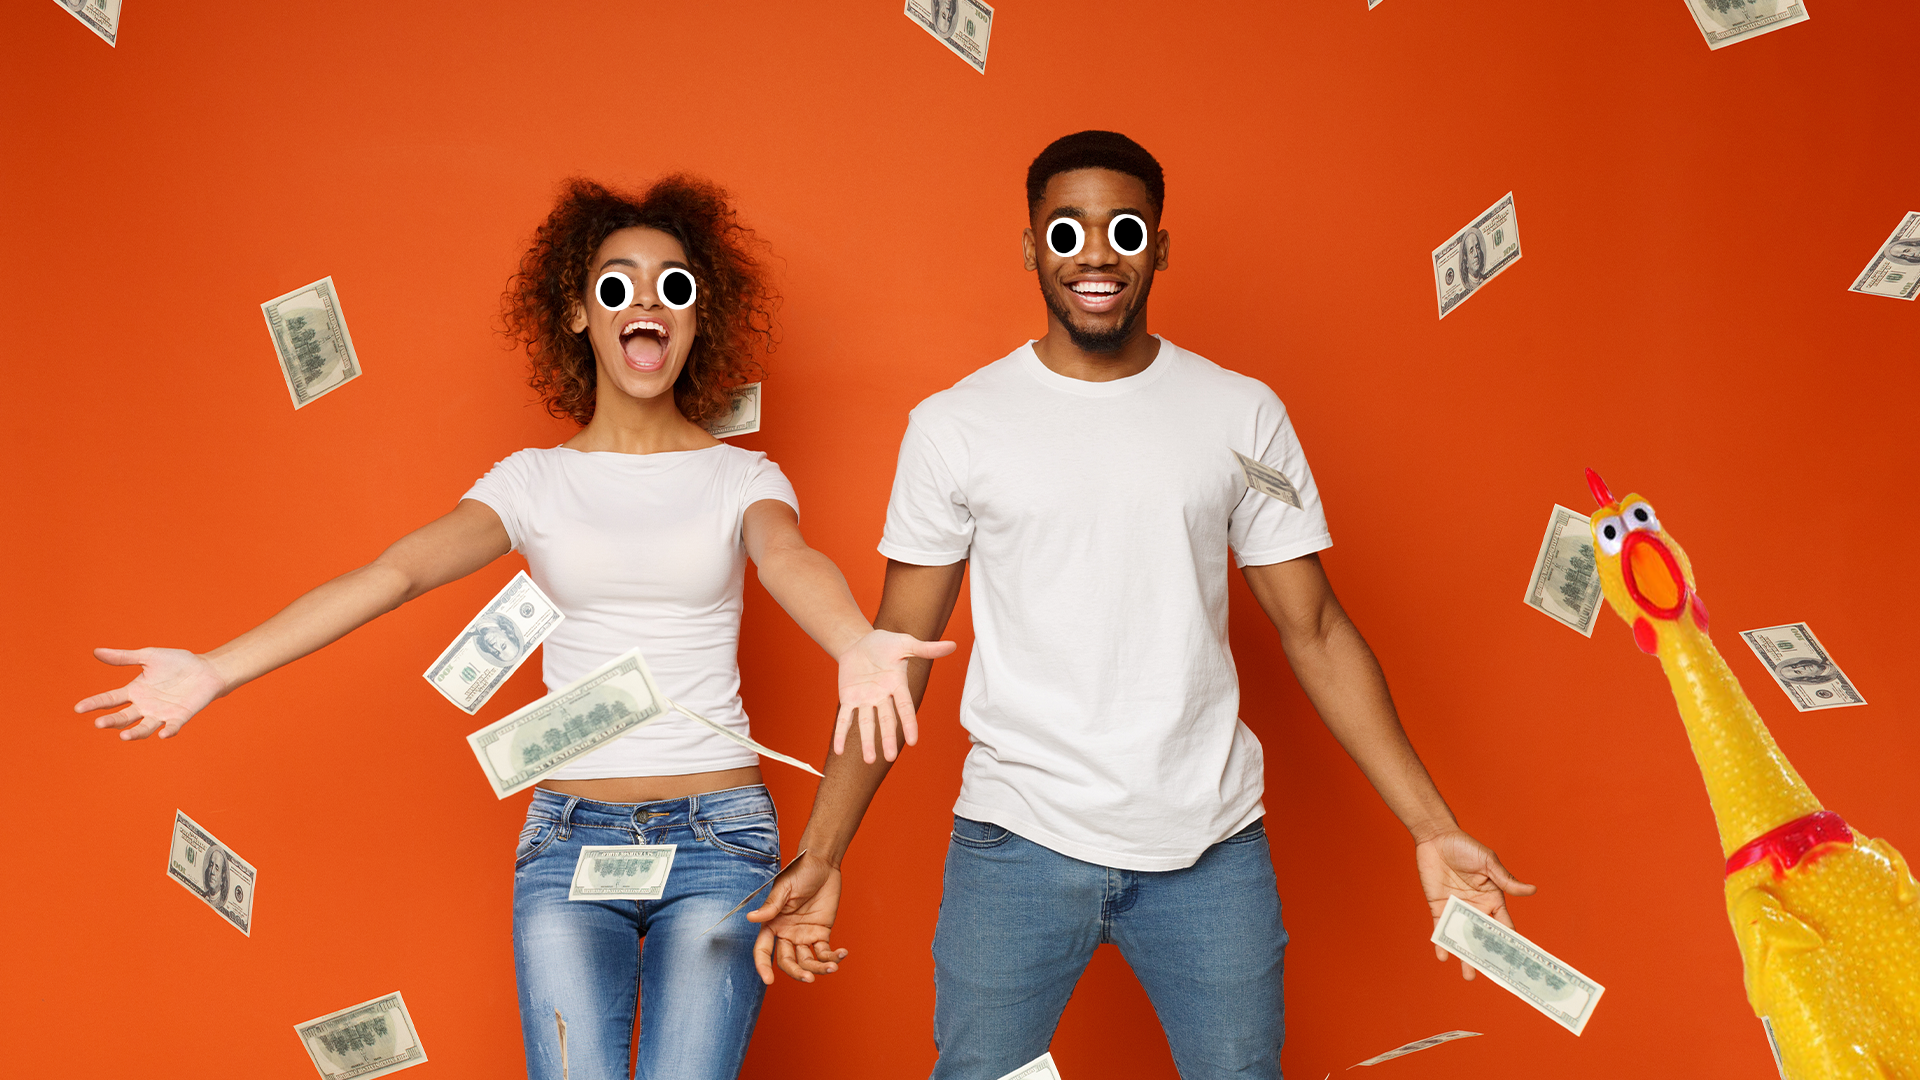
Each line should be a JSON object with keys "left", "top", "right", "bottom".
{"left": 833, "top": 628, "right": 956, "bottom": 764}
{"left": 747, "top": 851, "right": 848, "bottom": 985}
{"left": 1416, "top": 828, "right": 1536, "bottom": 980}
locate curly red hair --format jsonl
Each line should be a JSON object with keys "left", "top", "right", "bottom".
{"left": 503, "top": 175, "right": 775, "bottom": 427}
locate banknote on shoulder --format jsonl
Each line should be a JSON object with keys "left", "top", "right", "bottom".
{"left": 1523, "top": 504, "right": 1604, "bottom": 636}
{"left": 1350, "top": 1030, "right": 1480, "bottom": 1068}
{"left": 167, "top": 809, "right": 257, "bottom": 935}
{"left": 1848, "top": 212, "right": 1920, "bottom": 301}
{"left": 424, "top": 570, "right": 563, "bottom": 714}
{"left": 905, "top": 0, "right": 993, "bottom": 73}
{"left": 1431, "top": 896, "right": 1605, "bottom": 1035}
{"left": 569, "top": 845, "right": 677, "bottom": 901}
{"left": 708, "top": 382, "right": 762, "bottom": 438}
{"left": 1232, "top": 449, "right": 1303, "bottom": 509}
{"left": 263, "top": 276, "right": 362, "bottom": 408}
{"left": 294, "top": 991, "right": 427, "bottom": 1080}
{"left": 1682, "top": 0, "right": 1808, "bottom": 51}
{"left": 993, "top": 1051, "right": 1063, "bottom": 1080}
{"left": 1434, "top": 193, "right": 1522, "bottom": 319}
{"left": 54, "top": 0, "right": 120, "bottom": 45}
{"left": 1739, "top": 623, "right": 1866, "bottom": 711}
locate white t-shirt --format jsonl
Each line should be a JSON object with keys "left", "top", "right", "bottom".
{"left": 880, "top": 338, "right": 1333, "bottom": 870}
{"left": 462, "top": 444, "right": 799, "bottom": 779}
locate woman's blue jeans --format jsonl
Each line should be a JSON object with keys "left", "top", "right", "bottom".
{"left": 931, "top": 816, "right": 1287, "bottom": 1080}
{"left": 512, "top": 785, "right": 780, "bottom": 1080}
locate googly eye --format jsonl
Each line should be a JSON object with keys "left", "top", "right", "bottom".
{"left": 1594, "top": 515, "right": 1626, "bottom": 557}
{"left": 1108, "top": 213, "right": 1149, "bottom": 256}
{"left": 1622, "top": 501, "right": 1660, "bottom": 534}
{"left": 595, "top": 271, "right": 634, "bottom": 312}
{"left": 1046, "top": 217, "right": 1086, "bottom": 258}
{"left": 657, "top": 267, "right": 696, "bottom": 311}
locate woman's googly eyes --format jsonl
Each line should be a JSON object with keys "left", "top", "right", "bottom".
{"left": 595, "top": 271, "right": 635, "bottom": 312}
{"left": 657, "top": 267, "right": 696, "bottom": 311}
{"left": 1046, "top": 218, "right": 1086, "bottom": 258}
{"left": 1594, "top": 515, "right": 1626, "bottom": 556}
{"left": 1622, "top": 501, "right": 1660, "bottom": 534}
{"left": 1108, "top": 213, "right": 1149, "bottom": 256}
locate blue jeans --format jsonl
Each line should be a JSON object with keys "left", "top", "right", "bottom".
{"left": 512, "top": 785, "right": 780, "bottom": 1080}
{"left": 931, "top": 816, "right": 1286, "bottom": 1080}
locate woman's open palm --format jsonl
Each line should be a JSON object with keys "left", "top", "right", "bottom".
{"left": 75, "top": 647, "right": 226, "bottom": 740}
{"left": 833, "top": 629, "right": 957, "bottom": 763}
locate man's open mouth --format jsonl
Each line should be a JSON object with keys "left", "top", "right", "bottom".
{"left": 619, "top": 318, "right": 670, "bottom": 371}
{"left": 1067, "top": 279, "right": 1126, "bottom": 311}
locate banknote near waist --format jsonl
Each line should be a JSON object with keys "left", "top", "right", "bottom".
{"left": 1430, "top": 896, "right": 1605, "bottom": 1035}
{"left": 1433, "top": 193, "right": 1522, "bottom": 319}
{"left": 1682, "top": 0, "right": 1809, "bottom": 51}
{"left": 993, "top": 1052, "right": 1063, "bottom": 1080}
{"left": 54, "top": 0, "right": 121, "bottom": 45}
{"left": 1523, "top": 504, "right": 1604, "bottom": 636}
{"left": 1232, "top": 449, "right": 1303, "bottom": 509}
{"left": 904, "top": 0, "right": 994, "bottom": 73}
{"left": 466, "top": 649, "right": 673, "bottom": 798}
{"left": 294, "top": 991, "right": 427, "bottom": 1080}
{"left": 668, "top": 698, "right": 823, "bottom": 777}
{"left": 568, "top": 844, "right": 677, "bottom": 901}
{"left": 167, "top": 809, "right": 258, "bottom": 936}
{"left": 1739, "top": 623, "right": 1866, "bottom": 711}
{"left": 1349, "top": 1030, "right": 1480, "bottom": 1068}
{"left": 263, "top": 276, "right": 362, "bottom": 408}
{"left": 1848, "top": 212, "right": 1920, "bottom": 301}
{"left": 424, "top": 571, "right": 564, "bottom": 714}
{"left": 707, "top": 382, "right": 762, "bottom": 438}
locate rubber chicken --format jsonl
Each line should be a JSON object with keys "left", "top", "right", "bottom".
{"left": 1584, "top": 469, "right": 1919, "bottom": 1079}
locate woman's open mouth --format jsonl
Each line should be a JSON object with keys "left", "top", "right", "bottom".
{"left": 619, "top": 318, "right": 670, "bottom": 372}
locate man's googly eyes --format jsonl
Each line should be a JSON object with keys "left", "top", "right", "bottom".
{"left": 1108, "top": 214, "right": 1149, "bottom": 256}
{"left": 657, "top": 267, "right": 696, "bottom": 311}
{"left": 1622, "top": 501, "right": 1660, "bottom": 534}
{"left": 1046, "top": 218, "right": 1086, "bottom": 258}
{"left": 1594, "top": 515, "right": 1626, "bottom": 557}
{"left": 595, "top": 271, "right": 635, "bottom": 312}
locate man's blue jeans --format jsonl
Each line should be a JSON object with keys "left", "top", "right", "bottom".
{"left": 511, "top": 785, "right": 779, "bottom": 1080}
{"left": 931, "top": 816, "right": 1286, "bottom": 1080}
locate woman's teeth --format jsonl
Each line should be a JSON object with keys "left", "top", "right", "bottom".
{"left": 620, "top": 319, "right": 668, "bottom": 338}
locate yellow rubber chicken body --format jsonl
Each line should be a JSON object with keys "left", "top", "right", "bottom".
{"left": 1584, "top": 470, "right": 1920, "bottom": 1079}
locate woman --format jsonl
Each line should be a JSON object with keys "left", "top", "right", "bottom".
{"left": 74, "top": 175, "right": 951, "bottom": 1079}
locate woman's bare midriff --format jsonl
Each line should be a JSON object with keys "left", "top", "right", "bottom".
{"left": 537, "top": 765, "right": 764, "bottom": 805}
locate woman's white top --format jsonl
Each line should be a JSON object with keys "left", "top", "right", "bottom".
{"left": 461, "top": 443, "right": 799, "bottom": 778}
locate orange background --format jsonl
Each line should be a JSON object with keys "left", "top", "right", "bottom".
{"left": 5, "top": 2, "right": 1916, "bottom": 1077}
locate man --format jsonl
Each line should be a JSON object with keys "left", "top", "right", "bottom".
{"left": 750, "top": 130, "right": 1534, "bottom": 1079}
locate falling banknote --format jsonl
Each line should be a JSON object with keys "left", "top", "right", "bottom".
{"left": 294, "top": 992, "right": 427, "bottom": 1080}
{"left": 1523, "top": 504, "right": 1604, "bottom": 637}
{"left": 263, "top": 276, "right": 362, "bottom": 408}
{"left": 904, "top": 0, "right": 993, "bottom": 73}
{"left": 1232, "top": 449, "right": 1303, "bottom": 509}
{"left": 707, "top": 382, "right": 763, "bottom": 438}
{"left": 1431, "top": 896, "right": 1604, "bottom": 1035}
{"left": 1349, "top": 1030, "right": 1481, "bottom": 1068}
{"left": 1739, "top": 623, "right": 1866, "bottom": 711}
{"left": 1433, "top": 193, "right": 1522, "bottom": 319}
{"left": 166, "top": 810, "right": 258, "bottom": 936}
{"left": 424, "top": 571, "right": 564, "bottom": 714}
{"left": 1681, "top": 0, "right": 1808, "bottom": 51}
{"left": 53, "top": 0, "right": 120, "bottom": 45}
{"left": 993, "top": 1053, "right": 1064, "bottom": 1080}
{"left": 1848, "top": 212, "right": 1920, "bottom": 301}
{"left": 569, "top": 845, "right": 678, "bottom": 901}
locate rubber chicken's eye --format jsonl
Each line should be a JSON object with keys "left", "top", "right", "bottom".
{"left": 1595, "top": 515, "right": 1626, "bottom": 556}
{"left": 1622, "top": 501, "right": 1660, "bottom": 534}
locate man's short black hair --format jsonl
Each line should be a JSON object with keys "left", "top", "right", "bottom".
{"left": 1025, "top": 131, "right": 1165, "bottom": 217}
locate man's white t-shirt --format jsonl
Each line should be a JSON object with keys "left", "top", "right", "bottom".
{"left": 462, "top": 443, "right": 799, "bottom": 779}
{"left": 880, "top": 338, "right": 1332, "bottom": 871}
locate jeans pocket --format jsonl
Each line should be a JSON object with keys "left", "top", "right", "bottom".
{"left": 949, "top": 816, "right": 1013, "bottom": 849}
{"left": 515, "top": 820, "right": 559, "bottom": 867}
{"left": 705, "top": 813, "right": 780, "bottom": 865}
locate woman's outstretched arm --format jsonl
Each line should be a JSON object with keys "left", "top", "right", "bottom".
{"left": 76, "top": 498, "right": 512, "bottom": 740}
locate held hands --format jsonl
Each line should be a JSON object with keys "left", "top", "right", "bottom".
{"left": 747, "top": 851, "right": 847, "bottom": 985}
{"left": 833, "top": 629, "right": 956, "bottom": 763}
{"left": 1415, "top": 828, "right": 1537, "bottom": 980}
{"left": 74, "top": 647, "right": 226, "bottom": 740}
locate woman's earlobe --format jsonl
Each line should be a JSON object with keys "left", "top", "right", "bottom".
{"left": 566, "top": 304, "right": 587, "bottom": 334}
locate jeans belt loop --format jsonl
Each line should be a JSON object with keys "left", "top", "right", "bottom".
{"left": 558, "top": 795, "right": 581, "bottom": 841}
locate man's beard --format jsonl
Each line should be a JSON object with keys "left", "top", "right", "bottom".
{"left": 1040, "top": 275, "right": 1153, "bottom": 353}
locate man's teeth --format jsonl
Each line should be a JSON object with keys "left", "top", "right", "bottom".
{"left": 1070, "top": 281, "right": 1123, "bottom": 295}
{"left": 621, "top": 319, "right": 667, "bottom": 337}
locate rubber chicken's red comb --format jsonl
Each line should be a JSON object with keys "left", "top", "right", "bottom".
{"left": 1586, "top": 468, "right": 1615, "bottom": 508}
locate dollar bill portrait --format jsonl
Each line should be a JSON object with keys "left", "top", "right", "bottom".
{"left": 1773, "top": 656, "right": 1840, "bottom": 685}
{"left": 930, "top": 0, "right": 959, "bottom": 35}
{"left": 468, "top": 614, "right": 526, "bottom": 668}
{"left": 199, "top": 843, "right": 231, "bottom": 905}
{"left": 1442, "top": 227, "right": 1490, "bottom": 291}
{"left": 1877, "top": 236, "right": 1920, "bottom": 267}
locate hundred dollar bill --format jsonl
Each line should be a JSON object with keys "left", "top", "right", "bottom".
{"left": 568, "top": 844, "right": 677, "bottom": 901}
{"left": 993, "top": 1052, "right": 1063, "bottom": 1080}
{"left": 1523, "top": 504, "right": 1604, "bottom": 637}
{"left": 1848, "top": 212, "right": 1920, "bottom": 301}
{"left": 467, "top": 649, "right": 671, "bottom": 798}
{"left": 263, "top": 276, "right": 362, "bottom": 409}
{"left": 1350, "top": 1030, "right": 1480, "bottom": 1068}
{"left": 1762, "top": 1017, "right": 1788, "bottom": 1079}
{"left": 54, "top": 0, "right": 120, "bottom": 45}
{"left": 905, "top": 0, "right": 993, "bottom": 73}
{"left": 424, "top": 570, "right": 564, "bottom": 715}
{"left": 1739, "top": 623, "right": 1866, "bottom": 711}
{"left": 707, "top": 382, "right": 762, "bottom": 438}
{"left": 1368, "top": 0, "right": 1385, "bottom": 7}
{"left": 669, "top": 698, "right": 823, "bottom": 777}
{"left": 704, "top": 848, "right": 810, "bottom": 934}
{"left": 1232, "top": 449, "right": 1303, "bottom": 509}
{"left": 555, "top": 1009, "right": 570, "bottom": 1080}
{"left": 294, "top": 991, "right": 427, "bottom": 1080}
{"left": 1434, "top": 193, "right": 1522, "bottom": 319}
{"left": 166, "top": 810, "right": 257, "bottom": 935}
{"left": 1431, "top": 896, "right": 1604, "bottom": 1035}
{"left": 1682, "top": 0, "right": 1808, "bottom": 51}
